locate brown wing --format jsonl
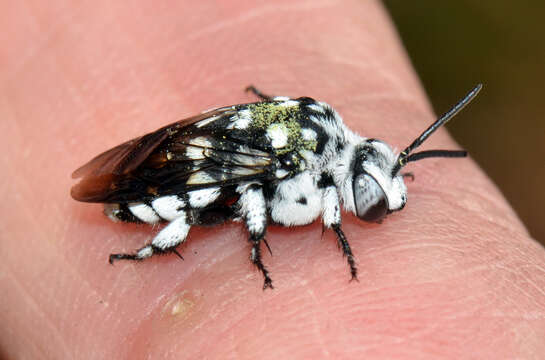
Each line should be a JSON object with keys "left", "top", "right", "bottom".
{"left": 71, "top": 106, "right": 275, "bottom": 203}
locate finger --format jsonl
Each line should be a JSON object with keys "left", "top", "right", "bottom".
{"left": 1, "top": 0, "right": 544, "bottom": 359}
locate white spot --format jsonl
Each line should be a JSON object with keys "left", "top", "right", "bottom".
{"left": 195, "top": 115, "right": 220, "bottom": 128}
{"left": 187, "top": 171, "right": 217, "bottom": 185}
{"left": 128, "top": 203, "right": 160, "bottom": 224}
{"left": 151, "top": 214, "right": 190, "bottom": 250}
{"left": 229, "top": 146, "right": 268, "bottom": 166}
{"left": 188, "top": 136, "right": 211, "bottom": 147}
{"left": 186, "top": 137, "right": 211, "bottom": 160}
{"left": 278, "top": 100, "right": 299, "bottom": 107}
{"left": 233, "top": 153, "right": 269, "bottom": 167}
{"left": 227, "top": 109, "right": 252, "bottom": 129}
{"left": 307, "top": 104, "right": 325, "bottom": 114}
{"left": 152, "top": 196, "right": 186, "bottom": 221}
{"left": 188, "top": 187, "right": 221, "bottom": 208}
{"left": 301, "top": 128, "right": 317, "bottom": 141}
{"left": 298, "top": 149, "right": 315, "bottom": 163}
{"left": 266, "top": 123, "right": 289, "bottom": 149}
{"left": 137, "top": 246, "right": 153, "bottom": 259}
{"left": 232, "top": 167, "right": 261, "bottom": 176}
{"left": 269, "top": 172, "right": 322, "bottom": 226}
{"left": 275, "top": 169, "right": 289, "bottom": 179}
{"left": 272, "top": 96, "right": 290, "bottom": 101}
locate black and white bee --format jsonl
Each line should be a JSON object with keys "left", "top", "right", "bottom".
{"left": 72, "top": 84, "right": 482, "bottom": 289}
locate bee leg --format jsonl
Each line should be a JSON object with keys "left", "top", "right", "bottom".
{"left": 331, "top": 225, "right": 358, "bottom": 282}
{"left": 250, "top": 236, "right": 273, "bottom": 290}
{"left": 245, "top": 85, "right": 274, "bottom": 101}
{"left": 239, "top": 185, "right": 273, "bottom": 289}
{"left": 321, "top": 186, "right": 358, "bottom": 281}
{"left": 109, "top": 213, "right": 190, "bottom": 264}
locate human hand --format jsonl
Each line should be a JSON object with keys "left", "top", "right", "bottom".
{"left": 1, "top": 1, "right": 544, "bottom": 358}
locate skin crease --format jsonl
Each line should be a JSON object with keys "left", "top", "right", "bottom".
{"left": 1, "top": 0, "right": 544, "bottom": 359}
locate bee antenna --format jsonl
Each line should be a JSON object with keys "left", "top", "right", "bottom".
{"left": 391, "top": 84, "right": 482, "bottom": 177}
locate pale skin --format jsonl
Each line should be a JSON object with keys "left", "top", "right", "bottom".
{"left": 1, "top": 1, "right": 544, "bottom": 359}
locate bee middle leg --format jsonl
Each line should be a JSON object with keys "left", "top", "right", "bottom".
{"left": 250, "top": 235, "right": 273, "bottom": 290}
{"left": 322, "top": 186, "right": 358, "bottom": 281}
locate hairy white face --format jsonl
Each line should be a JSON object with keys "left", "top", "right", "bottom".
{"left": 348, "top": 139, "right": 407, "bottom": 222}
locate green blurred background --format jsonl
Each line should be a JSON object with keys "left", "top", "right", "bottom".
{"left": 383, "top": 1, "right": 545, "bottom": 244}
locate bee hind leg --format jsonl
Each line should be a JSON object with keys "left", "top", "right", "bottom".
{"left": 109, "top": 213, "right": 190, "bottom": 264}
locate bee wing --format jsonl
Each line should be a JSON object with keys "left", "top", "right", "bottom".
{"left": 71, "top": 106, "right": 275, "bottom": 203}
{"left": 71, "top": 108, "right": 233, "bottom": 179}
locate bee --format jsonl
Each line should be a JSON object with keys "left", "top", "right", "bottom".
{"left": 71, "top": 84, "right": 482, "bottom": 289}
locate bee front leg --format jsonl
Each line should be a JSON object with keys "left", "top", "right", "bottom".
{"left": 322, "top": 186, "right": 358, "bottom": 281}
{"left": 239, "top": 185, "right": 273, "bottom": 289}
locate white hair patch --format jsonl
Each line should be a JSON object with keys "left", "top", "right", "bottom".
{"left": 188, "top": 187, "right": 221, "bottom": 208}
{"left": 152, "top": 196, "right": 186, "bottom": 221}
{"left": 266, "top": 123, "right": 289, "bottom": 149}
{"left": 128, "top": 203, "right": 161, "bottom": 224}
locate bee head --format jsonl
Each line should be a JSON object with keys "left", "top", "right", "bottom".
{"left": 350, "top": 84, "right": 482, "bottom": 223}
{"left": 351, "top": 139, "right": 407, "bottom": 223}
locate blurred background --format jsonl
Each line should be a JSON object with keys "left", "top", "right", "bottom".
{"left": 383, "top": 1, "right": 545, "bottom": 244}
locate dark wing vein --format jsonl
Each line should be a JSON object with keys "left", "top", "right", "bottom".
{"left": 71, "top": 106, "right": 276, "bottom": 203}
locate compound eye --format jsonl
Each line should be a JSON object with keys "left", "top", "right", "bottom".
{"left": 360, "top": 197, "right": 388, "bottom": 222}
{"left": 353, "top": 173, "right": 388, "bottom": 223}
